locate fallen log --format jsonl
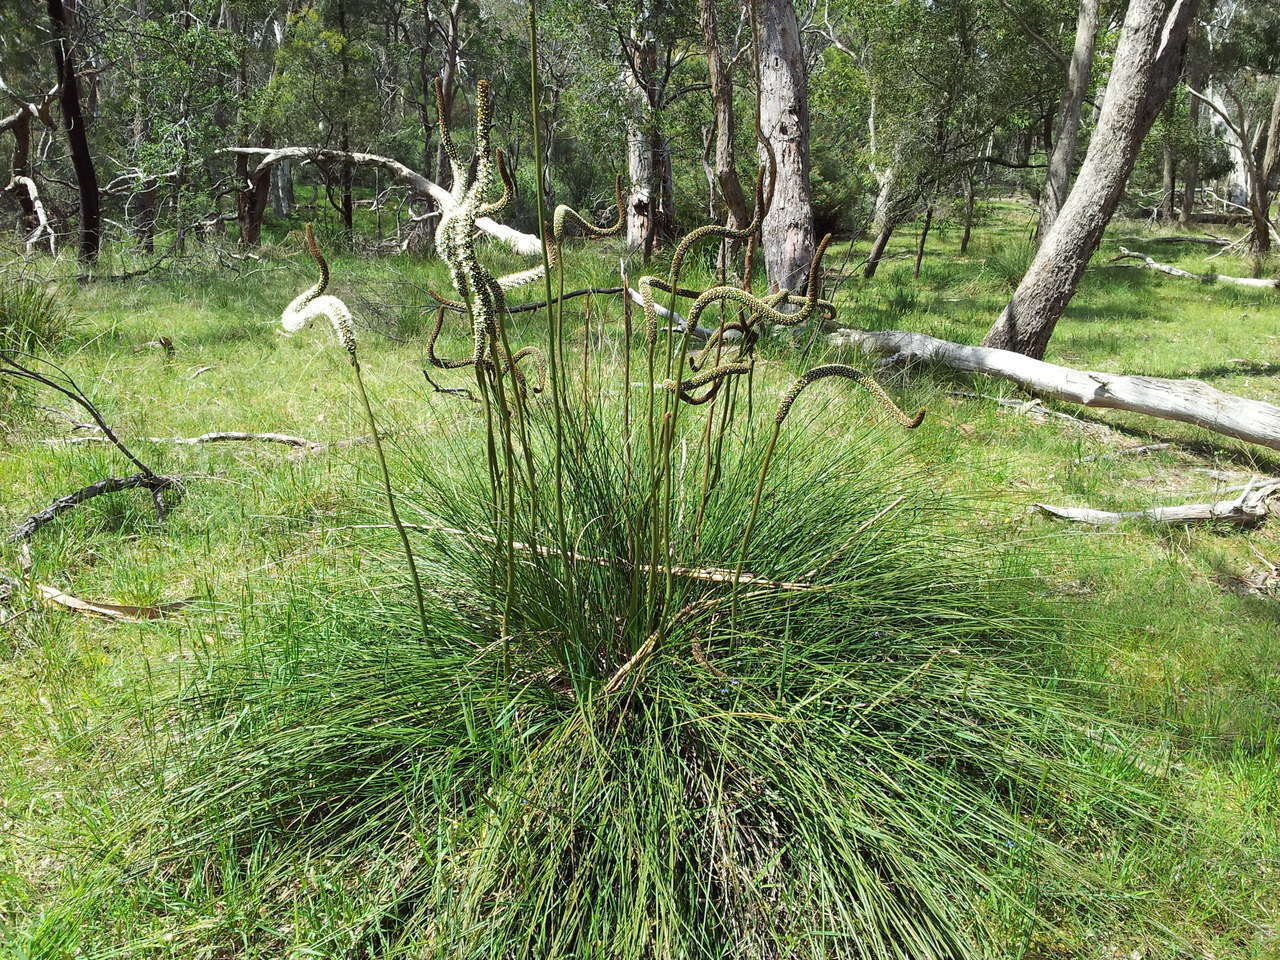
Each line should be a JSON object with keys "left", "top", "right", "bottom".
{"left": 1035, "top": 479, "right": 1280, "bottom": 526}
{"left": 1111, "top": 246, "right": 1279, "bottom": 289}
{"left": 1116, "top": 234, "right": 1230, "bottom": 246}
{"left": 828, "top": 327, "right": 1280, "bottom": 452}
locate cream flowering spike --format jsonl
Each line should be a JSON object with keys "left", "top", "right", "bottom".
{"left": 281, "top": 223, "right": 357, "bottom": 363}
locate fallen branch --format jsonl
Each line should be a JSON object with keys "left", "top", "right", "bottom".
{"left": 32, "top": 583, "right": 188, "bottom": 622}
{"left": 1073, "top": 442, "right": 1171, "bottom": 464}
{"left": 8, "top": 473, "right": 179, "bottom": 542}
{"left": 1035, "top": 479, "right": 1280, "bottom": 526}
{"left": 44, "top": 431, "right": 336, "bottom": 451}
{"left": 220, "top": 146, "right": 539, "bottom": 257}
{"left": 1111, "top": 246, "right": 1279, "bottom": 289}
{"left": 829, "top": 327, "right": 1280, "bottom": 452}
{"left": 1115, "top": 234, "right": 1230, "bottom": 246}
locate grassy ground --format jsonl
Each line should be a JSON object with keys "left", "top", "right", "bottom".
{"left": 1, "top": 198, "right": 1278, "bottom": 957}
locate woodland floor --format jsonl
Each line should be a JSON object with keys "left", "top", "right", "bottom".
{"left": 2, "top": 199, "right": 1279, "bottom": 957}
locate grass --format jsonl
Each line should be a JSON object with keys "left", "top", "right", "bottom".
{"left": 1, "top": 198, "right": 1278, "bottom": 957}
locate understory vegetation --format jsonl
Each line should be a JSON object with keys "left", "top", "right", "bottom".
{"left": 2, "top": 201, "right": 1278, "bottom": 958}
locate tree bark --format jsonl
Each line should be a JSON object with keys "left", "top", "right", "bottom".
{"left": 699, "top": 0, "right": 750, "bottom": 265}
{"left": 983, "top": 0, "right": 1198, "bottom": 358}
{"left": 1037, "top": 0, "right": 1099, "bottom": 239}
{"left": 1179, "top": 26, "right": 1204, "bottom": 225}
{"left": 863, "top": 220, "right": 896, "bottom": 279}
{"left": 913, "top": 205, "right": 933, "bottom": 278}
{"left": 4, "top": 111, "right": 35, "bottom": 234}
{"left": 47, "top": 0, "right": 100, "bottom": 262}
{"left": 754, "top": 0, "right": 815, "bottom": 293}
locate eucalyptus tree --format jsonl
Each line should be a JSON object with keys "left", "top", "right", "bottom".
{"left": 817, "top": 0, "right": 1058, "bottom": 277}
{"left": 1037, "top": 0, "right": 1099, "bottom": 237}
{"left": 1190, "top": 0, "right": 1280, "bottom": 253}
{"left": 754, "top": 0, "right": 815, "bottom": 293}
{"left": 984, "top": 0, "right": 1199, "bottom": 357}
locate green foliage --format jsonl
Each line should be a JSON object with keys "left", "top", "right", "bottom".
{"left": 0, "top": 282, "right": 73, "bottom": 351}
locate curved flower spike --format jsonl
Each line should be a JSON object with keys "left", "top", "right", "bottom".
{"left": 685, "top": 233, "right": 834, "bottom": 337}
{"left": 478, "top": 150, "right": 514, "bottom": 217}
{"left": 775, "top": 364, "right": 926, "bottom": 428}
{"left": 662, "top": 360, "right": 753, "bottom": 399}
{"left": 553, "top": 176, "right": 625, "bottom": 243}
{"left": 281, "top": 224, "right": 357, "bottom": 363}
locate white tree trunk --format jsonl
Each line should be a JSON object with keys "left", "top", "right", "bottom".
{"left": 755, "top": 0, "right": 815, "bottom": 293}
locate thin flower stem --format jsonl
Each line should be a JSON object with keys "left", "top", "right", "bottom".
{"left": 350, "top": 359, "right": 430, "bottom": 641}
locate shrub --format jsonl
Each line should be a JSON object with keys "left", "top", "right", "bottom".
{"left": 0, "top": 282, "right": 73, "bottom": 350}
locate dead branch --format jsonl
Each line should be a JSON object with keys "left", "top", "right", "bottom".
{"left": 219, "top": 146, "right": 541, "bottom": 257}
{"left": 1111, "top": 246, "right": 1279, "bottom": 289}
{"left": 1073, "top": 443, "right": 1171, "bottom": 464}
{"left": 339, "top": 522, "right": 815, "bottom": 591}
{"left": 42, "top": 431, "right": 367, "bottom": 452}
{"left": 830, "top": 327, "right": 1280, "bottom": 453}
{"left": 1035, "top": 478, "right": 1280, "bottom": 526}
{"left": 1115, "top": 234, "right": 1230, "bottom": 246}
{"left": 4, "top": 176, "right": 55, "bottom": 254}
{"left": 8, "top": 473, "right": 179, "bottom": 542}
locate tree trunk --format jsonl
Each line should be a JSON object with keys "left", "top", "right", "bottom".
{"left": 913, "top": 206, "right": 933, "bottom": 279}
{"left": 1255, "top": 81, "right": 1280, "bottom": 255}
{"left": 236, "top": 141, "right": 273, "bottom": 246}
{"left": 1037, "top": 0, "right": 1099, "bottom": 239}
{"left": 699, "top": 0, "right": 749, "bottom": 270}
{"left": 1159, "top": 134, "right": 1177, "bottom": 221}
{"left": 754, "top": 0, "right": 815, "bottom": 293}
{"left": 6, "top": 113, "right": 36, "bottom": 235}
{"left": 960, "top": 170, "right": 976, "bottom": 254}
{"left": 270, "top": 159, "right": 292, "bottom": 217}
{"left": 47, "top": 0, "right": 100, "bottom": 262}
{"left": 623, "top": 14, "right": 662, "bottom": 252}
{"left": 336, "top": 0, "right": 353, "bottom": 248}
{"left": 983, "top": 0, "right": 1198, "bottom": 358}
{"left": 1180, "top": 25, "right": 1204, "bottom": 225}
{"left": 863, "top": 220, "right": 896, "bottom": 279}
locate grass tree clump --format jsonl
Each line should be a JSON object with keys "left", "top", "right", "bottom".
{"left": 40, "top": 13, "right": 1160, "bottom": 956}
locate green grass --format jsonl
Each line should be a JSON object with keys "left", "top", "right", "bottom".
{"left": 1, "top": 198, "right": 1278, "bottom": 957}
